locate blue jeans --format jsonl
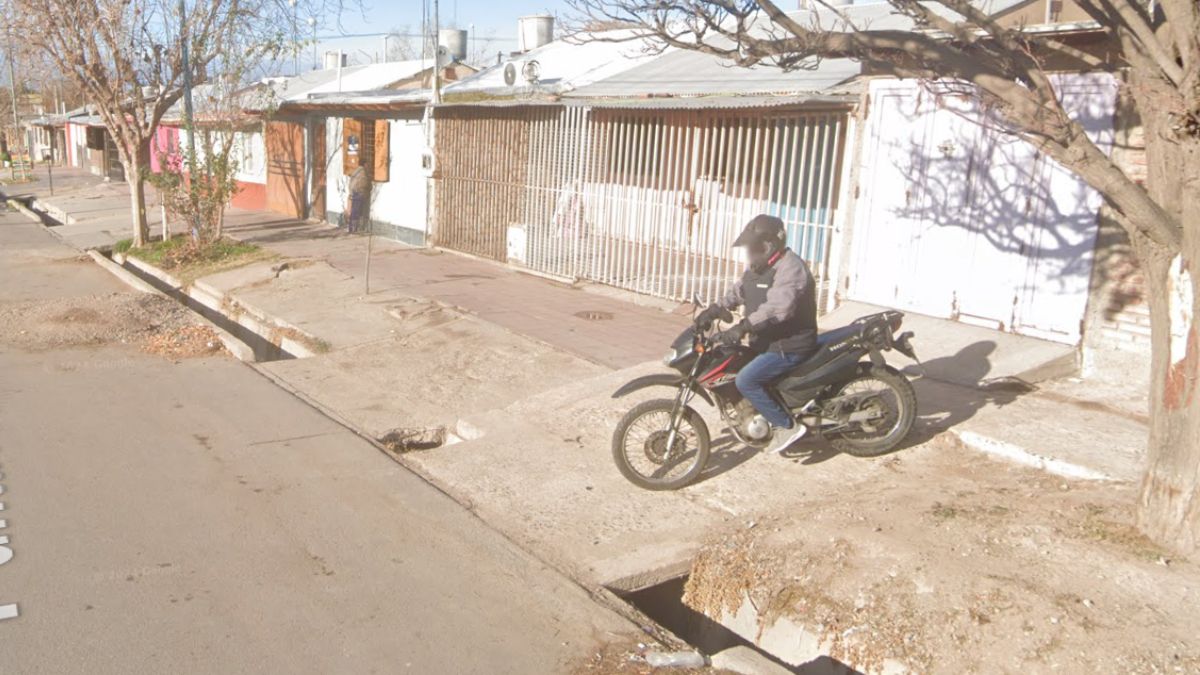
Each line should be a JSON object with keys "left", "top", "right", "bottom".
{"left": 735, "top": 351, "right": 805, "bottom": 429}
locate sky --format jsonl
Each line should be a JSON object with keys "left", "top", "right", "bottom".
{"left": 273, "top": 0, "right": 573, "bottom": 73}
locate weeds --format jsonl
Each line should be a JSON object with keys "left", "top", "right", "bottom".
{"left": 126, "top": 235, "right": 274, "bottom": 283}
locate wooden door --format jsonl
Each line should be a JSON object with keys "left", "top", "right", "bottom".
{"left": 311, "top": 121, "right": 327, "bottom": 220}
{"left": 266, "top": 121, "right": 305, "bottom": 219}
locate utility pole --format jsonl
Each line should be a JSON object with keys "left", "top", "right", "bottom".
{"left": 8, "top": 44, "right": 21, "bottom": 164}
{"left": 431, "top": 0, "right": 441, "bottom": 104}
{"left": 179, "top": 0, "right": 198, "bottom": 178}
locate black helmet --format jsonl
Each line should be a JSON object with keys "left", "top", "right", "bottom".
{"left": 733, "top": 214, "right": 786, "bottom": 272}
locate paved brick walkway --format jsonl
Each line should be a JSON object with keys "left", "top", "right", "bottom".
{"left": 220, "top": 209, "right": 685, "bottom": 370}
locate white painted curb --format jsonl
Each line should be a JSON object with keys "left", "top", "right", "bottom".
{"left": 86, "top": 250, "right": 159, "bottom": 294}
{"left": 952, "top": 430, "right": 1114, "bottom": 481}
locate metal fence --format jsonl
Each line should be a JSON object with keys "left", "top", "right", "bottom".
{"left": 435, "top": 104, "right": 849, "bottom": 306}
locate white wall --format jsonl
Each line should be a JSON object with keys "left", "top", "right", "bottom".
{"left": 67, "top": 123, "right": 87, "bottom": 168}
{"left": 177, "top": 127, "right": 266, "bottom": 185}
{"left": 371, "top": 119, "right": 428, "bottom": 234}
{"left": 847, "top": 75, "right": 1116, "bottom": 344}
{"left": 232, "top": 129, "right": 266, "bottom": 185}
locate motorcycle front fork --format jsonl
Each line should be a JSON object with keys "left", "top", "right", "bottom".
{"left": 664, "top": 381, "right": 697, "bottom": 453}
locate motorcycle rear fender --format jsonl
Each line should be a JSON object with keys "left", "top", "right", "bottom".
{"left": 611, "top": 373, "right": 714, "bottom": 405}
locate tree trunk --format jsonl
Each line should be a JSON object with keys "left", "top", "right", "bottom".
{"left": 123, "top": 136, "right": 152, "bottom": 247}
{"left": 127, "top": 163, "right": 150, "bottom": 247}
{"left": 1137, "top": 243, "right": 1200, "bottom": 553}
{"left": 1134, "top": 126, "right": 1200, "bottom": 553}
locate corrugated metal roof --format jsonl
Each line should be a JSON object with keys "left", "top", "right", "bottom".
{"left": 570, "top": 93, "right": 858, "bottom": 109}
{"left": 286, "top": 89, "right": 431, "bottom": 110}
{"left": 551, "top": 0, "right": 1034, "bottom": 100}
{"left": 568, "top": 52, "right": 860, "bottom": 99}
{"left": 297, "top": 60, "right": 431, "bottom": 98}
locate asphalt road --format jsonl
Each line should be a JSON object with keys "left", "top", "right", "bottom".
{"left": 0, "top": 208, "right": 633, "bottom": 673}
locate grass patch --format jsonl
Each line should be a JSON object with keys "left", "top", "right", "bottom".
{"left": 127, "top": 235, "right": 276, "bottom": 283}
{"left": 113, "top": 238, "right": 133, "bottom": 254}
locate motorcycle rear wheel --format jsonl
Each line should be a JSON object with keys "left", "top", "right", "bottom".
{"left": 825, "top": 366, "right": 917, "bottom": 457}
{"left": 611, "top": 398, "right": 711, "bottom": 491}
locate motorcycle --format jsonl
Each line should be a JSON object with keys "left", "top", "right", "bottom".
{"left": 610, "top": 302, "right": 921, "bottom": 490}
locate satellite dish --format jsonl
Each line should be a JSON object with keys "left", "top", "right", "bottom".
{"left": 522, "top": 60, "right": 541, "bottom": 84}
{"left": 503, "top": 62, "right": 517, "bottom": 86}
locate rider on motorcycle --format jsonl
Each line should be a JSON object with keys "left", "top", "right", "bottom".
{"left": 697, "top": 214, "right": 819, "bottom": 455}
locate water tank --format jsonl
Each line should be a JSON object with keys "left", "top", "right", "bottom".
{"left": 439, "top": 28, "right": 468, "bottom": 62}
{"left": 517, "top": 15, "right": 554, "bottom": 52}
{"left": 323, "top": 51, "right": 347, "bottom": 70}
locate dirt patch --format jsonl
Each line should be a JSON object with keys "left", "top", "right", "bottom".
{"left": 142, "top": 324, "right": 226, "bottom": 359}
{"left": 0, "top": 291, "right": 223, "bottom": 360}
{"left": 679, "top": 450, "right": 1200, "bottom": 674}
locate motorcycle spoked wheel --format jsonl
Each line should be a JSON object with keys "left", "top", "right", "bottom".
{"left": 824, "top": 367, "right": 917, "bottom": 457}
{"left": 611, "top": 398, "right": 711, "bottom": 491}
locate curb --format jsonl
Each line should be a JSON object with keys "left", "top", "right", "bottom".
{"left": 86, "top": 250, "right": 158, "bottom": 294}
{"left": 949, "top": 429, "right": 1116, "bottom": 481}
{"left": 120, "top": 255, "right": 322, "bottom": 359}
{"left": 90, "top": 254, "right": 256, "bottom": 363}
{"left": 5, "top": 196, "right": 77, "bottom": 250}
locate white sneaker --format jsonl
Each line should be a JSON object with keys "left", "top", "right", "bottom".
{"left": 764, "top": 423, "right": 808, "bottom": 455}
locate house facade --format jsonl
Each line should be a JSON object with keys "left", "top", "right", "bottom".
{"left": 425, "top": 8, "right": 1147, "bottom": 374}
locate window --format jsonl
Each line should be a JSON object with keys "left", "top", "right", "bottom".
{"left": 86, "top": 127, "right": 105, "bottom": 151}
{"left": 342, "top": 117, "right": 389, "bottom": 182}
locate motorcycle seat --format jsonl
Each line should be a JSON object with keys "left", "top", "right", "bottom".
{"left": 816, "top": 323, "right": 863, "bottom": 348}
{"left": 774, "top": 319, "right": 873, "bottom": 383}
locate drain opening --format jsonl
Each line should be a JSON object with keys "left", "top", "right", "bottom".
{"left": 378, "top": 426, "right": 446, "bottom": 453}
{"left": 574, "top": 310, "right": 614, "bottom": 321}
{"left": 615, "top": 575, "right": 812, "bottom": 672}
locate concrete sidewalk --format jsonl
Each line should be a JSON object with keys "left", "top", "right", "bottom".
{"left": 1, "top": 167, "right": 186, "bottom": 249}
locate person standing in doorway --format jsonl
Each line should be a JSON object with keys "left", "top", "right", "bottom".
{"left": 345, "top": 162, "right": 372, "bottom": 233}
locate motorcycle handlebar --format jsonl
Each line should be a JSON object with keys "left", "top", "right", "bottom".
{"left": 693, "top": 306, "right": 734, "bottom": 332}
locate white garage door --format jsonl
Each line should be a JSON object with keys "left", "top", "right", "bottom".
{"left": 848, "top": 75, "right": 1117, "bottom": 344}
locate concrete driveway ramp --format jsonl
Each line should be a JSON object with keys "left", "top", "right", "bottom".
{"left": 822, "top": 301, "right": 1078, "bottom": 388}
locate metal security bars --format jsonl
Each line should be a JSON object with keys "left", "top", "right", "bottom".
{"left": 434, "top": 104, "right": 849, "bottom": 306}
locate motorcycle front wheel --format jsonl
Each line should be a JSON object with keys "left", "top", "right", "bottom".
{"left": 611, "top": 398, "right": 711, "bottom": 490}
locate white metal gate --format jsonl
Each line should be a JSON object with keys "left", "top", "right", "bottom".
{"left": 848, "top": 76, "right": 1117, "bottom": 344}
{"left": 435, "top": 104, "right": 850, "bottom": 306}
{"left": 521, "top": 106, "right": 849, "bottom": 306}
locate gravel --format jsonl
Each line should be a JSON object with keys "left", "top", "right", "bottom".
{"left": 0, "top": 291, "right": 217, "bottom": 357}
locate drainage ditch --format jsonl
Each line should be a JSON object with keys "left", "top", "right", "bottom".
{"left": 615, "top": 575, "right": 807, "bottom": 673}
{"left": 100, "top": 250, "right": 294, "bottom": 363}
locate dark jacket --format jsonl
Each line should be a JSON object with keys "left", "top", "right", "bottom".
{"left": 718, "top": 248, "right": 818, "bottom": 355}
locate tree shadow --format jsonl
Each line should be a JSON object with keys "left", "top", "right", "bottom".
{"left": 861, "top": 79, "right": 1117, "bottom": 337}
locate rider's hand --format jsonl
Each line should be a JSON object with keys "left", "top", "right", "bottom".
{"left": 715, "top": 320, "right": 750, "bottom": 346}
{"left": 695, "top": 303, "right": 722, "bottom": 329}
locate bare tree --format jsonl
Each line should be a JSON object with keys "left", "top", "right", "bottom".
{"left": 7, "top": 0, "right": 354, "bottom": 247}
{"left": 570, "top": 0, "right": 1200, "bottom": 551}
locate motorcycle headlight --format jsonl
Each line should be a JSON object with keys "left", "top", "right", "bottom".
{"left": 662, "top": 348, "right": 678, "bottom": 365}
